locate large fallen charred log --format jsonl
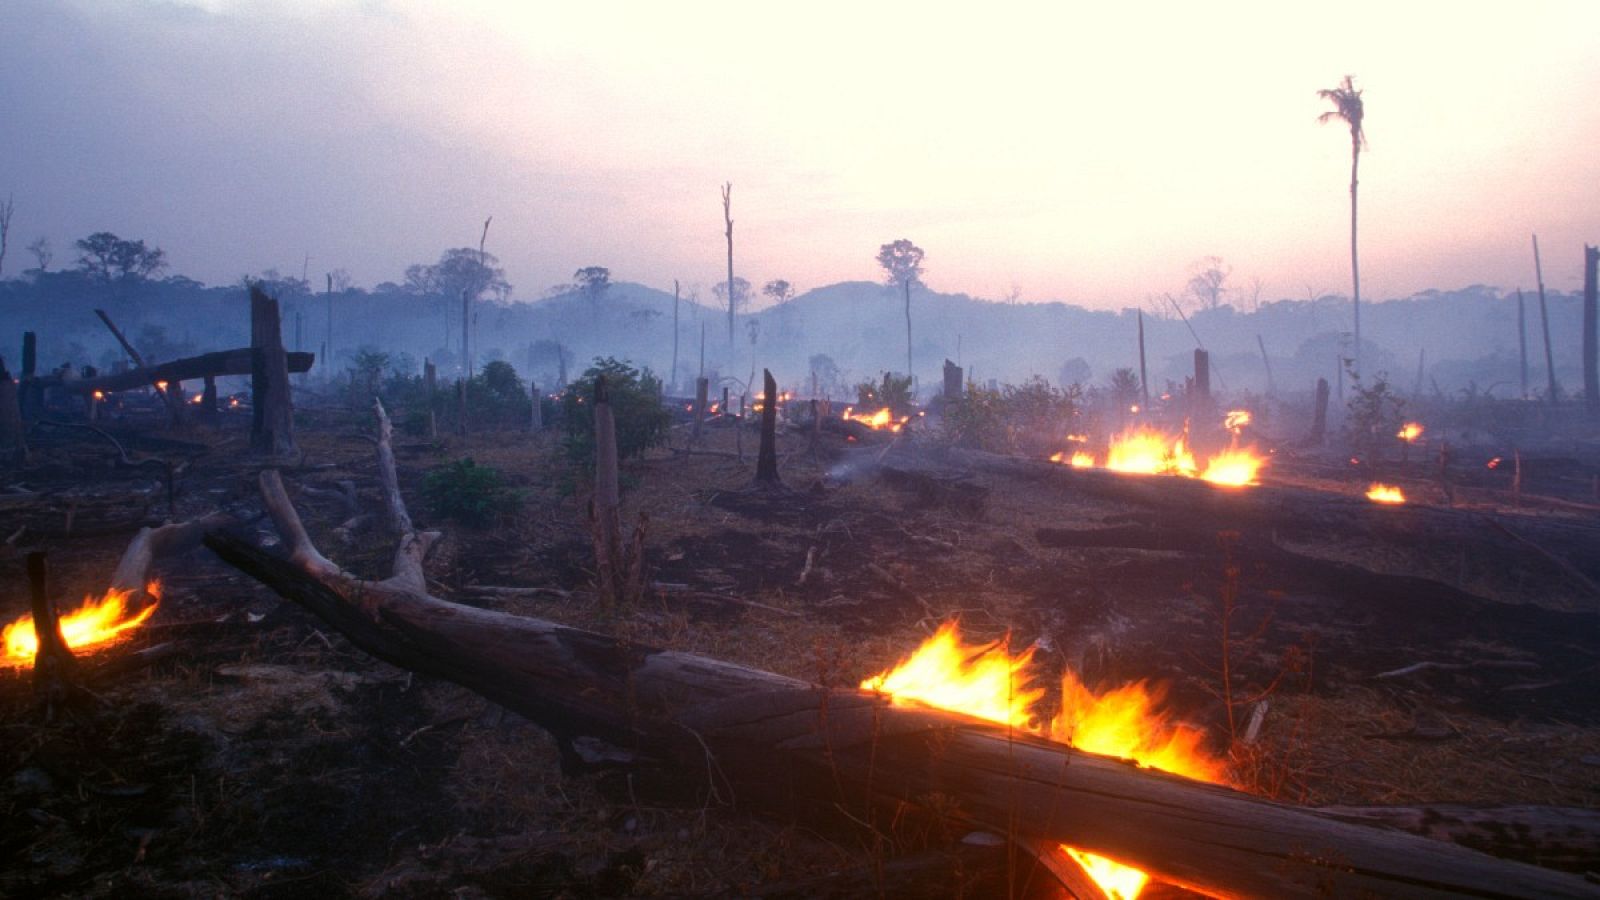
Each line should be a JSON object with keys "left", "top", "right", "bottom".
{"left": 198, "top": 413, "right": 1596, "bottom": 898}
{"left": 59, "top": 348, "right": 315, "bottom": 396}
{"left": 942, "top": 448, "right": 1600, "bottom": 586}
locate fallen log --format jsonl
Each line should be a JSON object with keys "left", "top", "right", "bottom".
{"left": 63, "top": 348, "right": 315, "bottom": 395}
{"left": 943, "top": 449, "right": 1600, "bottom": 585}
{"left": 200, "top": 454, "right": 1596, "bottom": 896}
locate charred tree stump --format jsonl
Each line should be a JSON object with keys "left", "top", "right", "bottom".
{"left": 200, "top": 375, "right": 218, "bottom": 425}
{"left": 1192, "top": 349, "right": 1211, "bottom": 406}
{"left": 249, "top": 286, "right": 298, "bottom": 458}
{"left": 1310, "top": 377, "right": 1330, "bottom": 444}
{"left": 529, "top": 381, "right": 542, "bottom": 430}
{"left": 19, "top": 330, "right": 42, "bottom": 421}
{"left": 26, "top": 552, "right": 79, "bottom": 717}
{"left": 588, "top": 377, "right": 644, "bottom": 610}
{"left": 455, "top": 378, "right": 468, "bottom": 437}
{"left": 0, "top": 356, "right": 25, "bottom": 458}
{"left": 423, "top": 359, "right": 438, "bottom": 439}
{"left": 1137, "top": 310, "right": 1151, "bottom": 409}
{"left": 202, "top": 474, "right": 1599, "bottom": 898}
{"left": 692, "top": 376, "right": 709, "bottom": 444}
{"left": 942, "top": 359, "right": 963, "bottom": 402}
{"left": 754, "top": 368, "right": 781, "bottom": 486}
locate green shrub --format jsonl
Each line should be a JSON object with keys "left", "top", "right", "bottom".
{"left": 421, "top": 457, "right": 522, "bottom": 525}
{"left": 562, "top": 357, "right": 672, "bottom": 466}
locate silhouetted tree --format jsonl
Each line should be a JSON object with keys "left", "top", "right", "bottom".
{"left": 1186, "top": 256, "right": 1232, "bottom": 311}
{"left": 762, "top": 279, "right": 794, "bottom": 305}
{"left": 26, "top": 236, "right": 51, "bottom": 273}
{"left": 713, "top": 277, "right": 751, "bottom": 316}
{"left": 721, "top": 182, "right": 736, "bottom": 346}
{"left": 1319, "top": 75, "right": 1366, "bottom": 377}
{"left": 574, "top": 266, "right": 611, "bottom": 305}
{"left": 876, "top": 238, "right": 925, "bottom": 379}
{"left": 74, "top": 231, "right": 167, "bottom": 284}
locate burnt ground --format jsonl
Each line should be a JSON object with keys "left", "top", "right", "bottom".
{"left": 2, "top": 410, "right": 1598, "bottom": 898}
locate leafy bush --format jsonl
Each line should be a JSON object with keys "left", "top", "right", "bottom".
{"left": 421, "top": 457, "right": 521, "bottom": 525}
{"left": 562, "top": 357, "right": 672, "bottom": 465}
{"left": 1344, "top": 365, "right": 1405, "bottom": 464}
{"left": 853, "top": 372, "right": 915, "bottom": 414}
{"left": 940, "top": 377, "right": 1082, "bottom": 454}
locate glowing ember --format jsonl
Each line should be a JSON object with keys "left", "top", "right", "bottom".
{"left": 1366, "top": 483, "right": 1406, "bottom": 504}
{"left": 1486, "top": 457, "right": 1502, "bottom": 469}
{"left": 1200, "top": 447, "right": 1265, "bottom": 486}
{"left": 190, "top": 393, "right": 204, "bottom": 404}
{"left": 3, "top": 581, "right": 162, "bottom": 665}
{"left": 1223, "top": 409, "right": 1252, "bottom": 432}
{"left": 1048, "top": 450, "right": 1097, "bottom": 467}
{"left": 1397, "top": 422, "right": 1424, "bottom": 442}
{"left": 862, "top": 621, "right": 1228, "bottom": 897}
{"left": 842, "top": 406, "right": 908, "bottom": 432}
{"left": 92, "top": 390, "right": 106, "bottom": 401}
{"left": 155, "top": 380, "right": 169, "bottom": 391}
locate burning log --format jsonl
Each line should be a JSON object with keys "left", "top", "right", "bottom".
{"left": 201, "top": 452, "right": 1595, "bottom": 897}
{"left": 949, "top": 449, "right": 1600, "bottom": 585}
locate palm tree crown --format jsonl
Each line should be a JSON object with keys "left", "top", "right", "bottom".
{"left": 1317, "top": 75, "right": 1366, "bottom": 154}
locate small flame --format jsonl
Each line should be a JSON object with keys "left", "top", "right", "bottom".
{"left": 1223, "top": 409, "right": 1252, "bottom": 432}
{"left": 3, "top": 581, "right": 162, "bottom": 665}
{"left": 1486, "top": 457, "right": 1502, "bottom": 469}
{"left": 92, "top": 390, "right": 106, "bottom": 401}
{"left": 1397, "top": 422, "right": 1424, "bottom": 443}
{"left": 155, "top": 380, "right": 169, "bottom": 391}
{"left": 229, "top": 398, "right": 241, "bottom": 408}
{"left": 1062, "top": 847, "right": 1150, "bottom": 900}
{"left": 190, "top": 393, "right": 204, "bottom": 404}
{"left": 862, "top": 621, "right": 1227, "bottom": 897}
{"left": 1200, "top": 447, "right": 1264, "bottom": 486}
{"left": 1366, "top": 483, "right": 1406, "bottom": 504}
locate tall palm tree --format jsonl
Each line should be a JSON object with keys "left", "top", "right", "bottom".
{"left": 1319, "top": 75, "right": 1366, "bottom": 379}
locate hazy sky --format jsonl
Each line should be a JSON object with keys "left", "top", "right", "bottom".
{"left": 3, "top": 0, "right": 1598, "bottom": 308}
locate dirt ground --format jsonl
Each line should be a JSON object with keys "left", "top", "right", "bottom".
{"left": 2, "top": 408, "right": 1598, "bottom": 898}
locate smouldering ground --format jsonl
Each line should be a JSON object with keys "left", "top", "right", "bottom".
{"left": 2, "top": 411, "right": 1597, "bottom": 897}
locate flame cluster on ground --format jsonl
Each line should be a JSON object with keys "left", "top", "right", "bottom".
{"left": 1397, "top": 422, "right": 1424, "bottom": 442}
{"left": 842, "top": 406, "right": 909, "bottom": 432}
{"left": 1366, "top": 483, "right": 1406, "bottom": 504}
{"left": 1054, "top": 426, "right": 1267, "bottom": 487}
{"left": 3, "top": 581, "right": 161, "bottom": 666}
{"left": 861, "top": 621, "right": 1227, "bottom": 897}
{"left": 1223, "top": 409, "right": 1252, "bottom": 432}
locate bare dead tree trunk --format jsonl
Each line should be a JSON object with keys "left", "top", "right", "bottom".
{"left": 455, "top": 378, "right": 467, "bottom": 437}
{"left": 692, "top": 376, "right": 708, "bottom": 445}
{"left": 201, "top": 375, "right": 218, "bottom": 425}
{"left": 942, "top": 359, "right": 962, "bottom": 403}
{"left": 755, "top": 368, "right": 780, "bottom": 486}
{"left": 671, "top": 279, "right": 680, "bottom": 392}
{"left": 1584, "top": 244, "right": 1598, "bottom": 416}
{"left": 249, "top": 286, "right": 297, "bottom": 458}
{"left": 1256, "top": 334, "right": 1274, "bottom": 395}
{"left": 1518, "top": 288, "right": 1530, "bottom": 400}
{"left": 1535, "top": 235, "right": 1559, "bottom": 403}
{"left": 529, "top": 381, "right": 542, "bottom": 430}
{"left": 0, "top": 356, "right": 24, "bottom": 458}
{"left": 722, "top": 183, "right": 735, "bottom": 347}
{"left": 423, "top": 359, "right": 437, "bottom": 439}
{"left": 95, "top": 309, "right": 147, "bottom": 369}
{"left": 1137, "top": 310, "right": 1151, "bottom": 410}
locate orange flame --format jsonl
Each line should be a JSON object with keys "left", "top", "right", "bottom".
{"left": 1223, "top": 409, "right": 1252, "bottom": 432}
{"left": 4, "top": 581, "right": 162, "bottom": 665}
{"left": 1397, "top": 422, "right": 1424, "bottom": 443}
{"left": 1366, "top": 483, "right": 1406, "bottom": 504}
{"left": 1053, "top": 428, "right": 1266, "bottom": 487}
{"left": 862, "top": 621, "right": 1227, "bottom": 897}
{"left": 842, "top": 406, "right": 908, "bottom": 432}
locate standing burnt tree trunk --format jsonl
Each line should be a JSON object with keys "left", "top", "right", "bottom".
{"left": 1310, "top": 377, "right": 1331, "bottom": 444}
{"left": 1583, "top": 244, "right": 1598, "bottom": 417}
{"left": 671, "top": 279, "right": 680, "bottom": 393}
{"left": 1534, "top": 235, "right": 1560, "bottom": 404}
{"left": 1518, "top": 288, "right": 1530, "bottom": 400}
{"left": 0, "top": 356, "right": 24, "bottom": 459}
{"left": 1137, "top": 309, "right": 1151, "bottom": 409}
{"left": 250, "top": 285, "right": 297, "bottom": 458}
{"left": 722, "top": 183, "right": 736, "bottom": 347}
{"left": 754, "top": 368, "right": 781, "bottom": 487}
